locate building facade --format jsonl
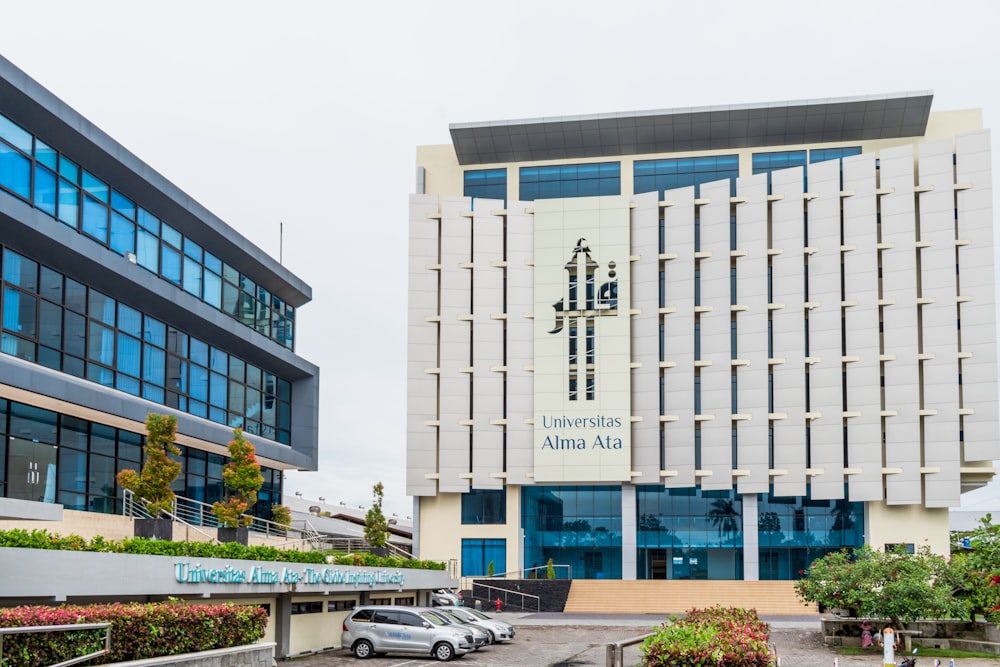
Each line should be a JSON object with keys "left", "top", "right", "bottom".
{"left": 407, "top": 93, "right": 998, "bottom": 581}
{"left": 0, "top": 55, "right": 319, "bottom": 522}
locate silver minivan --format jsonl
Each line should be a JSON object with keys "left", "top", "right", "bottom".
{"left": 341, "top": 605, "right": 474, "bottom": 660}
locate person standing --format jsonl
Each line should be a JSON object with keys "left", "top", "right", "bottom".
{"left": 860, "top": 620, "right": 873, "bottom": 648}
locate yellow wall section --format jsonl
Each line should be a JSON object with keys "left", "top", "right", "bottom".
{"left": 866, "top": 502, "right": 950, "bottom": 555}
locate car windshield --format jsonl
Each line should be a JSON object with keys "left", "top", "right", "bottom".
{"left": 428, "top": 611, "right": 456, "bottom": 624}
{"left": 441, "top": 611, "right": 465, "bottom": 623}
{"left": 420, "top": 612, "right": 447, "bottom": 626}
{"left": 467, "top": 609, "right": 490, "bottom": 620}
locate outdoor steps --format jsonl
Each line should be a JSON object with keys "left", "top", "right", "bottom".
{"left": 563, "top": 580, "right": 818, "bottom": 616}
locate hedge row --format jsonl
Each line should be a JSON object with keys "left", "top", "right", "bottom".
{"left": 0, "top": 601, "right": 266, "bottom": 667}
{"left": 640, "top": 606, "right": 771, "bottom": 667}
{"left": 0, "top": 528, "right": 446, "bottom": 570}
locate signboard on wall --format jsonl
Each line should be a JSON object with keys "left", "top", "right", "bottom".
{"left": 533, "top": 197, "right": 632, "bottom": 481}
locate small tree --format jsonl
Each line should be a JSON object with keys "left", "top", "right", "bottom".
{"left": 795, "top": 545, "right": 962, "bottom": 624}
{"left": 364, "top": 482, "right": 390, "bottom": 548}
{"left": 212, "top": 429, "right": 264, "bottom": 528}
{"left": 948, "top": 514, "right": 1000, "bottom": 622}
{"left": 270, "top": 503, "right": 293, "bottom": 529}
{"left": 487, "top": 560, "right": 495, "bottom": 577}
{"left": 546, "top": 558, "right": 556, "bottom": 580}
{"left": 116, "top": 413, "right": 181, "bottom": 516}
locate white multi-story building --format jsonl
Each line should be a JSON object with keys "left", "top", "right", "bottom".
{"left": 407, "top": 92, "right": 997, "bottom": 581}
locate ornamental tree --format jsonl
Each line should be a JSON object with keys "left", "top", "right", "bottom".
{"left": 212, "top": 429, "right": 264, "bottom": 528}
{"left": 795, "top": 545, "right": 962, "bottom": 624}
{"left": 116, "top": 413, "right": 181, "bottom": 516}
{"left": 363, "top": 482, "right": 390, "bottom": 548}
{"left": 947, "top": 514, "right": 1000, "bottom": 622}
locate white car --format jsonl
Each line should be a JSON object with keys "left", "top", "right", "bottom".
{"left": 444, "top": 606, "right": 516, "bottom": 643}
{"left": 430, "top": 588, "right": 461, "bottom": 606}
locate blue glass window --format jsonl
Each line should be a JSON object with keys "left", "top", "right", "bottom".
{"left": 143, "top": 346, "right": 165, "bottom": 386}
{"left": 82, "top": 196, "right": 109, "bottom": 243}
{"left": 0, "top": 142, "right": 31, "bottom": 200}
{"left": 59, "top": 156, "right": 79, "bottom": 183}
{"left": 461, "top": 538, "right": 506, "bottom": 577}
{"left": 35, "top": 140, "right": 57, "bottom": 171}
{"left": 752, "top": 150, "right": 807, "bottom": 190}
{"left": 81, "top": 171, "right": 109, "bottom": 204}
{"left": 183, "top": 257, "right": 202, "bottom": 296}
{"left": 3, "top": 249, "right": 38, "bottom": 289}
{"left": 137, "top": 207, "right": 159, "bottom": 234}
{"left": 87, "top": 322, "right": 115, "bottom": 365}
{"left": 634, "top": 155, "right": 739, "bottom": 198}
{"left": 143, "top": 316, "right": 166, "bottom": 347}
{"left": 34, "top": 165, "right": 58, "bottom": 216}
{"left": 136, "top": 229, "right": 159, "bottom": 273}
{"left": 810, "top": 146, "right": 862, "bottom": 163}
{"left": 58, "top": 179, "right": 79, "bottom": 228}
{"left": 463, "top": 168, "right": 507, "bottom": 201}
{"left": 111, "top": 190, "right": 135, "bottom": 219}
{"left": 520, "top": 162, "right": 620, "bottom": 201}
{"left": 110, "top": 212, "right": 135, "bottom": 256}
{"left": 462, "top": 489, "right": 506, "bottom": 524}
{"left": 117, "top": 304, "right": 142, "bottom": 337}
{"left": 161, "top": 245, "right": 181, "bottom": 285}
{"left": 160, "top": 222, "right": 182, "bottom": 249}
{"left": 3, "top": 287, "right": 37, "bottom": 338}
{"left": 0, "top": 114, "right": 32, "bottom": 153}
{"left": 116, "top": 333, "right": 141, "bottom": 377}
{"left": 203, "top": 271, "right": 222, "bottom": 309}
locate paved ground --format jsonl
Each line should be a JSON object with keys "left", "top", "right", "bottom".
{"left": 283, "top": 613, "right": 1000, "bottom": 666}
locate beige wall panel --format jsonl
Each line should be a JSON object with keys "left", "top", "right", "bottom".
{"left": 879, "top": 145, "right": 921, "bottom": 505}
{"left": 408, "top": 195, "right": 441, "bottom": 496}
{"left": 661, "top": 187, "right": 697, "bottom": 487}
{"left": 956, "top": 130, "right": 999, "bottom": 463}
{"left": 917, "top": 142, "right": 961, "bottom": 507}
{"left": 769, "top": 166, "right": 807, "bottom": 496}
{"left": 867, "top": 502, "right": 950, "bottom": 556}
{"left": 805, "top": 158, "right": 845, "bottom": 499}
{"left": 506, "top": 204, "right": 535, "bottom": 485}
{"left": 841, "top": 154, "right": 884, "bottom": 501}
{"left": 698, "top": 179, "right": 734, "bottom": 490}
{"left": 439, "top": 198, "right": 472, "bottom": 493}
{"left": 472, "top": 205, "right": 506, "bottom": 489}
{"left": 533, "top": 197, "right": 631, "bottom": 482}
{"left": 735, "top": 174, "right": 770, "bottom": 494}
{"left": 630, "top": 191, "right": 663, "bottom": 481}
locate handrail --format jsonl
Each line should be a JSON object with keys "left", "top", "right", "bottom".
{"left": 605, "top": 631, "right": 655, "bottom": 667}
{"left": 0, "top": 622, "right": 111, "bottom": 667}
{"left": 470, "top": 582, "right": 541, "bottom": 613}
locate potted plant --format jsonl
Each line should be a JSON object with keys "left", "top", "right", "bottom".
{"left": 363, "top": 482, "right": 390, "bottom": 556}
{"left": 212, "top": 429, "right": 264, "bottom": 545}
{"left": 116, "top": 413, "right": 181, "bottom": 540}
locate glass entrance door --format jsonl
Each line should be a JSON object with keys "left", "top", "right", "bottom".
{"left": 6, "top": 437, "right": 57, "bottom": 503}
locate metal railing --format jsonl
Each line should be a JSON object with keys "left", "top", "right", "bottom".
{"left": 122, "top": 490, "right": 413, "bottom": 555}
{"left": 0, "top": 622, "right": 111, "bottom": 667}
{"left": 470, "top": 582, "right": 541, "bottom": 613}
{"left": 605, "top": 631, "right": 655, "bottom": 667}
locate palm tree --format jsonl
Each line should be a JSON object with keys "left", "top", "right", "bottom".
{"left": 708, "top": 498, "right": 741, "bottom": 541}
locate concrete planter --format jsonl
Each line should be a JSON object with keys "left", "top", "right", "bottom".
{"left": 134, "top": 518, "right": 173, "bottom": 541}
{"left": 217, "top": 527, "right": 249, "bottom": 545}
{"left": 109, "top": 642, "right": 275, "bottom": 666}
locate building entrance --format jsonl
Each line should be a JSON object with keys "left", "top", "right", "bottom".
{"left": 6, "top": 437, "right": 57, "bottom": 503}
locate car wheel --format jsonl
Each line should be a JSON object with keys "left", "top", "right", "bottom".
{"left": 353, "top": 639, "right": 374, "bottom": 659}
{"left": 486, "top": 629, "right": 495, "bottom": 644}
{"left": 432, "top": 641, "right": 455, "bottom": 661}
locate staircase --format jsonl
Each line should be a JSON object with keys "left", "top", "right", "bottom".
{"left": 564, "top": 580, "right": 817, "bottom": 616}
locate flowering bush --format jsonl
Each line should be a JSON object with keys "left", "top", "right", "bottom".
{"left": 212, "top": 429, "right": 264, "bottom": 528}
{"left": 116, "top": 413, "right": 181, "bottom": 516}
{"left": 640, "top": 606, "right": 770, "bottom": 667}
{"left": 0, "top": 601, "right": 265, "bottom": 666}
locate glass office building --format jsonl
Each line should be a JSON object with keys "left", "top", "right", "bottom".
{"left": 408, "top": 93, "right": 998, "bottom": 583}
{"left": 0, "top": 55, "right": 319, "bottom": 520}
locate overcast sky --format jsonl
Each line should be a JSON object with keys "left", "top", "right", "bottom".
{"left": 3, "top": 0, "right": 999, "bottom": 518}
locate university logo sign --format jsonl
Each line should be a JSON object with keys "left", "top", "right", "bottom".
{"left": 532, "top": 198, "right": 632, "bottom": 482}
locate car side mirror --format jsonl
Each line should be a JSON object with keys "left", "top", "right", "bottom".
{"left": 423, "top": 622, "right": 432, "bottom": 628}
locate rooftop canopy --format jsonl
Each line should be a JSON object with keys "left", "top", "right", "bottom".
{"left": 449, "top": 91, "right": 934, "bottom": 165}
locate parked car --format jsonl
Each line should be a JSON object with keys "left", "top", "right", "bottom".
{"left": 341, "top": 605, "right": 474, "bottom": 660}
{"left": 431, "top": 588, "right": 461, "bottom": 606}
{"left": 421, "top": 607, "right": 491, "bottom": 648}
{"left": 445, "top": 606, "right": 516, "bottom": 643}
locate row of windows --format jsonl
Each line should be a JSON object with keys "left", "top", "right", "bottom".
{"left": 0, "top": 398, "right": 282, "bottom": 520}
{"left": 1, "top": 246, "right": 292, "bottom": 444}
{"left": 0, "top": 113, "right": 294, "bottom": 350}
{"left": 461, "top": 148, "right": 861, "bottom": 203}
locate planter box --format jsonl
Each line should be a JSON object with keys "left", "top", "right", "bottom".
{"left": 217, "top": 527, "right": 249, "bottom": 545}
{"left": 134, "top": 518, "right": 173, "bottom": 541}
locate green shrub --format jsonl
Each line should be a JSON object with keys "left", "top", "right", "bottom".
{"left": 640, "top": 606, "right": 770, "bottom": 667}
{"left": 0, "top": 529, "right": 447, "bottom": 570}
{"left": 0, "top": 601, "right": 266, "bottom": 666}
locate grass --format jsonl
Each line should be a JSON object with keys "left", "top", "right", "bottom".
{"left": 837, "top": 646, "right": 998, "bottom": 659}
